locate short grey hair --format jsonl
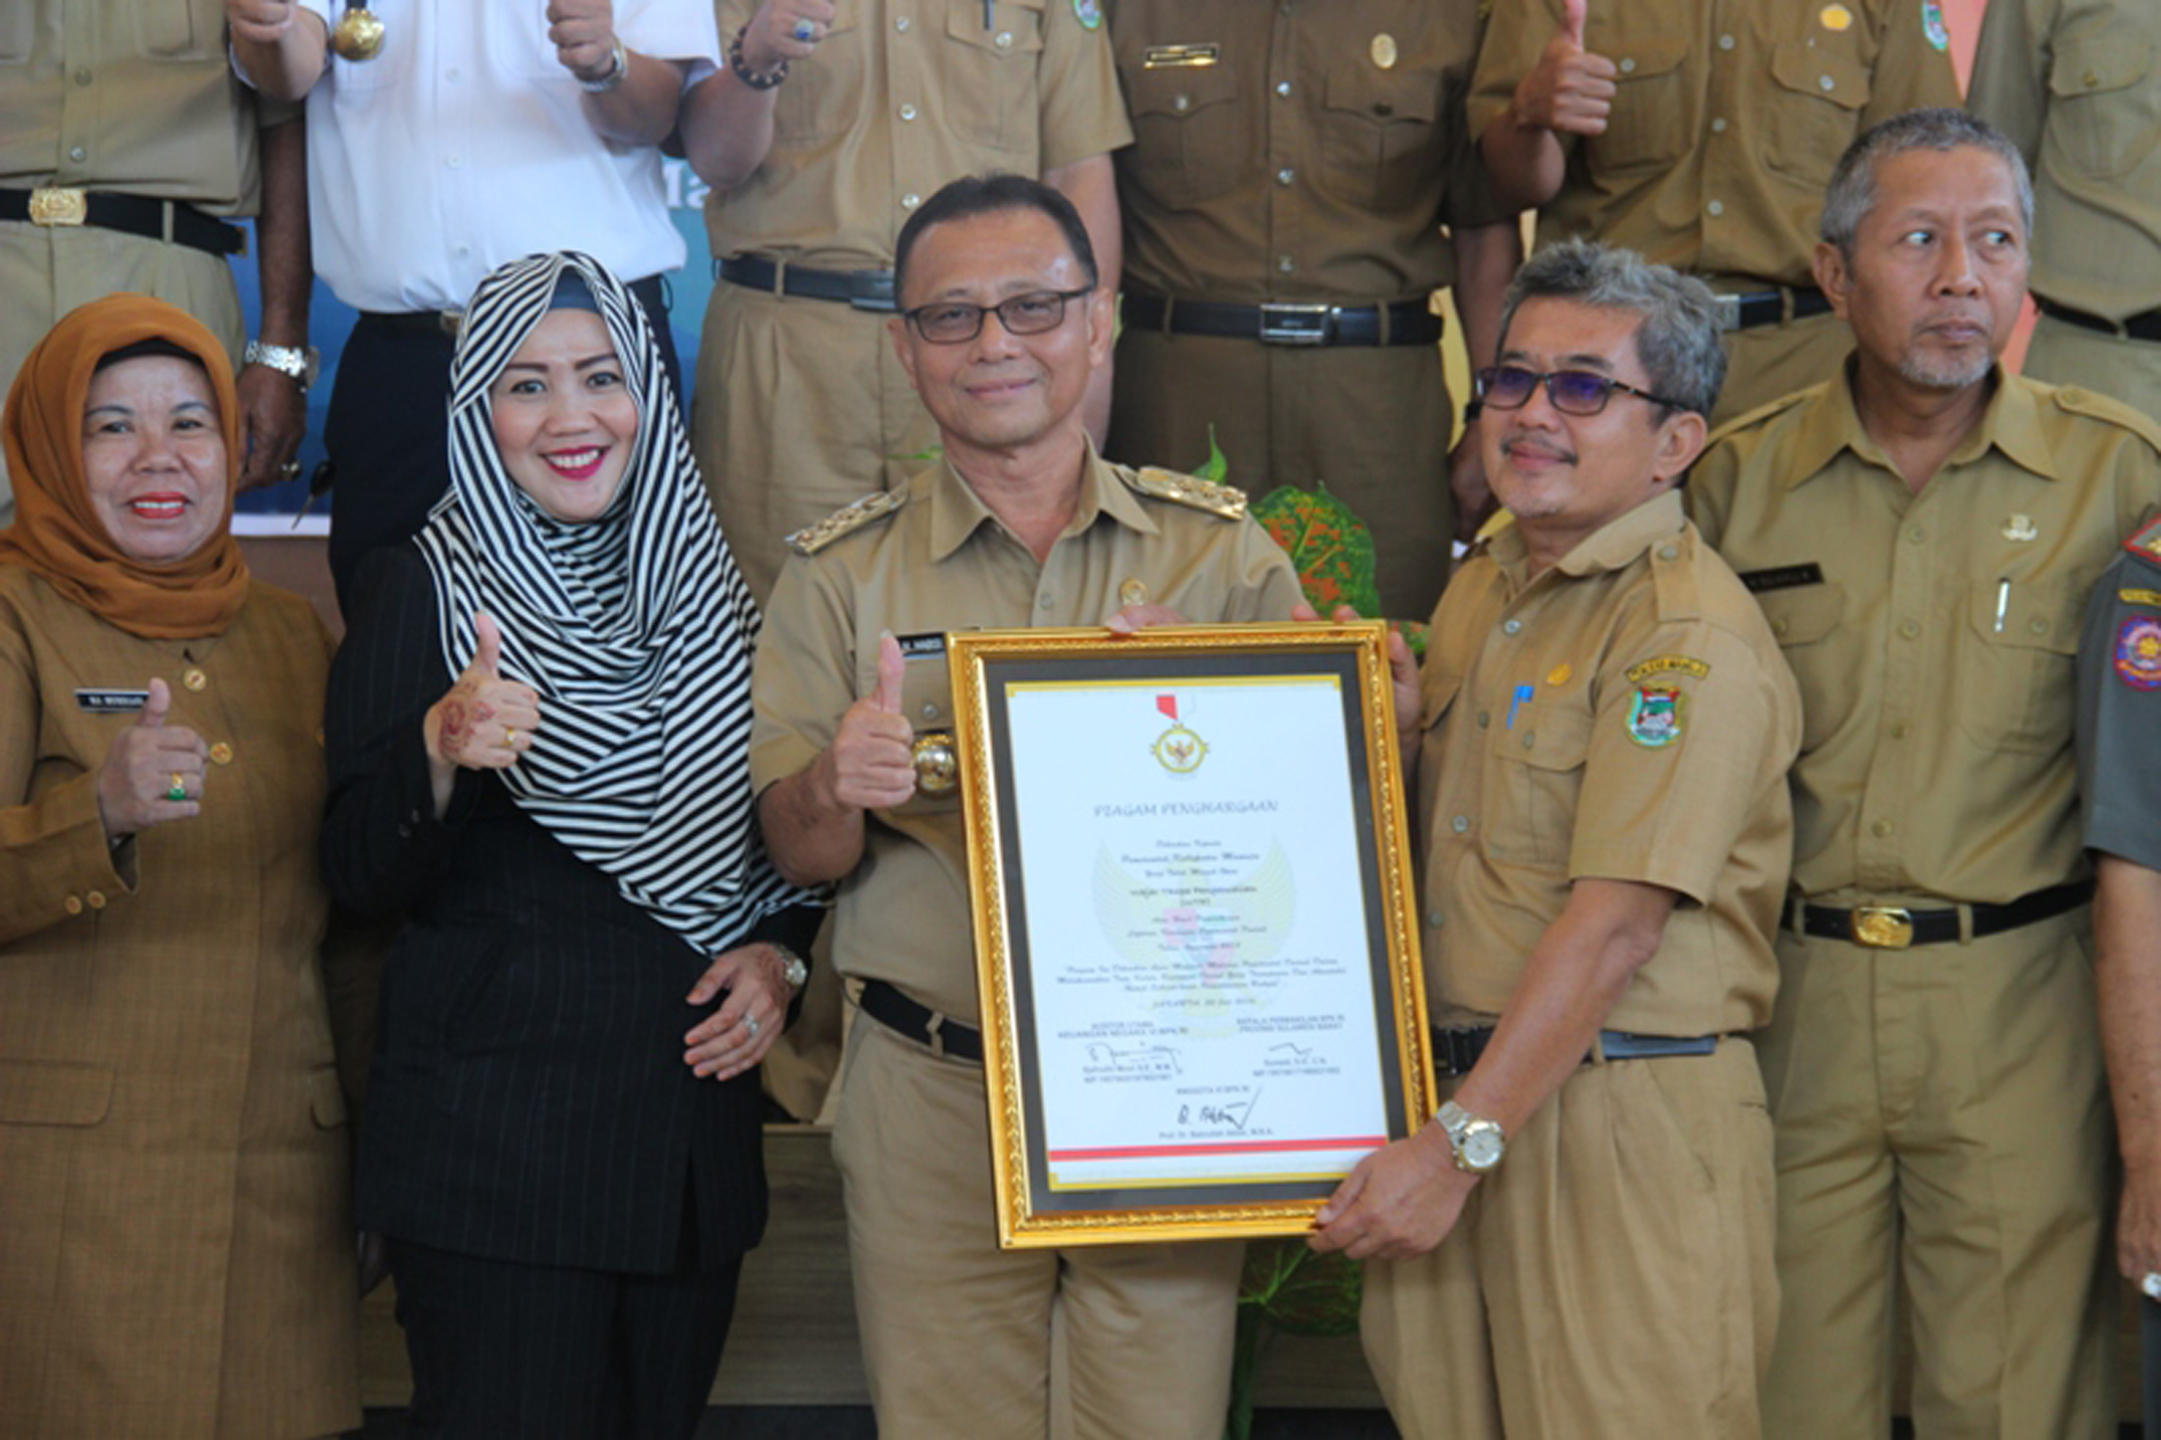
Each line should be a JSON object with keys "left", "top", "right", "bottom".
{"left": 1820, "top": 108, "right": 2034, "bottom": 258}
{"left": 1496, "top": 239, "right": 1727, "bottom": 419}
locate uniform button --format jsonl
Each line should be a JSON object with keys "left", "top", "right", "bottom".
{"left": 994, "top": 30, "right": 1013, "bottom": 49}
{"left": 1451, "top": 815, "right": 1470, "bottom": 834}
{"left": 69, "top": 145, "right": 87, "bottom": 163}
{"left": 921, "top": 703, "right": 938, "bottom": 719}
{"left": 1819, "top": 75, "right": 1836, "bottom": 91}
{"left": 454, "top": 243, "right": 472, "bottom": 260}
{"left": 1618, "top": 56, "right": 1636, "bottom": 73}
{"left": 1520, "top": 732, "right": 1535, "bottom": 749}
{"left": 1710, "top": 117, "right": 1728, "bottom": 133}
{"left": 1898, "top": 619, "right": 1920, "bottom": 639}
{"left": 2083, "top": 70, "right": 2099, "bottom": 88}
{"left": 446, "top": 65, "right": 462, "bottom": 82}
{"left": 74, "top": 67, "right": 92, "bottom": 86}
{"left": 1174, "top": 94, "right": 1191, "bottom": 112}
{"left": 1906, "top": 524, "right": 1925, "bottom": 543}
{"left": 895, "top": 15, "right": 911, "bottom": 30}
{"left": 899, "top": 103, "right": 918, "bottom": 121}
{"left": 1476, "top": 710, "right": 1490, "bottom": 728}
{"left": 1038, "top": 596, "right": 1054, "bottom": 611}
{"left": 1872, "top": 818, "right": 1895, "bottom": 838}
{"left": 65, "top": 895, "right": 84, "bottom": 916}
{"left": 2029, "top": 615, "right": 2050, "bottom": 635}
{"left": 1502, "top": 618, "right": 1522, "bottom": 635}
{"left": 445, "top": 153, "right": 464, "bottom": 170}
{"left": 86, "top": 891, "right": 107, "bottom": 910}
{"left": 1707, "top": 200, "right": 1725, "bottom": 218}
{"left": 1276, "top": 167, "right": 1295, "bottom": 186}
{"left": 1891, "top": 721, "right": 1910, "bottom": 739}
{"left": 1773, "top": 617, "right": 1790, "bottom": 636}
{"left": 1277, "top": 255, "right": 1295, "bottom": 273}
{"left": 183, "top": 668, "right": 208, "bottom": 692}
{"left": 902, "top": 193, "right": 923, "bottom": 210}
{"left": 210, "top": 742, "right": 234, "bottom": 765}
{"left": 1275, "top": 81, "right": 1293, "bottom": 98}
{"left": 1427, "top": 911, "right": 1444, "bottom": 929}
{"left": 1718, "top": 33, "right": 1736, "bottom": 49}
{"left": 1657, "top": 544, "right": 1678, "bottom": 561}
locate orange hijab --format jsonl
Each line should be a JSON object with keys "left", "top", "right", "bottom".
{"left": 0, "top": 294, "right": 248, "bottom": 638}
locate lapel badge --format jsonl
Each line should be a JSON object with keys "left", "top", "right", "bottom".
{"left": 1119, "top": 578, "right": 1149, "bottom": 607}
{"left": 911, "top": 731, "right": 959, "bottom": 795}
{"left": 2002, "top": 514, "right": 2039, "bottom": 542}
{"left": 1371, "top": 33, "right": 1399, "bottom": 70}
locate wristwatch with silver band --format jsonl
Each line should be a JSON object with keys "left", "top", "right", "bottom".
{"left": 1436, "top": 1099, "right": 1506, "bottom": 1173}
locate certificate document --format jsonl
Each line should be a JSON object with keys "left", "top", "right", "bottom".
{"left": 949, "top": 624, "right": 1432, "bottom": 1247}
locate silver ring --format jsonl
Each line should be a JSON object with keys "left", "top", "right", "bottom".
{"left": 792, "top": 18, "right": 817, "bottom": 41}
{"left": 280, "top": 460, "right": 302, "bottom": 477}
{"left": 2143, "top": 1271, "right": 2161, "bottom": 1302}
{"left": 744, "top": 1015, "right": 761, "bottom": 1039}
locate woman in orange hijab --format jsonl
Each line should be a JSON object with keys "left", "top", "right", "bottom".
{"left": 0, "top": 295, "right": 366, "bottom": 1439}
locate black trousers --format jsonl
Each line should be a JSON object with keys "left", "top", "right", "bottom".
{"left": 324, "top": 272, "right": 681, "bottom": 608}
{"left": 388, "top": 1237, "right": 742, "bottom": 1440}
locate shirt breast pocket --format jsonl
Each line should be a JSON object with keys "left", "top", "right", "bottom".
{"left": 942, "top": 0, "right": 1047, "bottom": 156}
{"left": 1488, "top": 696, "right": 1592, "bottom": 871}
{"left": 1583, "top": 34, "right": 1689, "bottom": 174}
{"left": 775, "top": 14, "right": 865, "bottom": 144}
{"left": 2046, "top": 34, "right": 2160, "bottom": 180}
{"left": 856, "top": 647, "right": 961, "bottom": 816}
{"left": 1753, "top": 583, "right": 1846, "bottom": 753}
{"left": 136, "top": 0, "right": 220, "bottom": 60}
{"left": 1317, "top": 62, "right": 1444, "bottom": 211}
{"left": 1122, "top": 63, "right": 1244, "bottom": 210}
{"left": 1956, "top": 579, "right": 2083, "bottom": 753}
{"left": 1764, "top": 41, "right": 1870, "bottom": 187}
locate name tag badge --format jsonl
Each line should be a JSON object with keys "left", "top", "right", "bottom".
{"left": 76, "top": 688, "right": 151, "bottom": 714}
{"left": 895, "top": 632, "right": 948, "bottom": 660}
{"left": 1142, "top": 43, "right": 1221, "bottom": 69}
{"left": 1738, "top": 562, "right": 1826, "bottom": 595}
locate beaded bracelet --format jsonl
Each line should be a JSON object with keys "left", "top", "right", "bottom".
{"left": 729, "top": 23, "right": 789, "bottom": 89}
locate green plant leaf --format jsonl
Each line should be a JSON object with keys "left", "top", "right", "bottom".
{"left": 1249, "top": 484, "right": 1382, "bottom": 620}
{"left": 1236, "top": 1237, "right": 1363, "bottom": 1339}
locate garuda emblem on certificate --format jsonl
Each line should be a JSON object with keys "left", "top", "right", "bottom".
{"left": 1151, "top": 694, "right": 1208, "bottom": 774}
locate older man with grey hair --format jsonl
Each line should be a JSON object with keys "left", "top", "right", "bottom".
{"left": 1316, "top": 237, "right": 1801, "bottom": 1438}
{"left": 1691, "top": 107, "right": 2161, "bottom": 1438}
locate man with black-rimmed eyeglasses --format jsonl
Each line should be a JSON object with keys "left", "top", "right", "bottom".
{"left": 748, "top": 172, "right": 1302, "bottom": 1440}
{"left": 1314, "top": 236, "right": 1800, "bottom": 1439}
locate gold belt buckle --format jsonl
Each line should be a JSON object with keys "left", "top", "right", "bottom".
{"left": 28, "top": 186, "right": 88, "bottom": 227}
{"left": 1850, "top": 906, "right": 1914, "bottom": 949}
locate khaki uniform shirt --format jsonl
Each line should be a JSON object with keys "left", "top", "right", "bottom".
{"left": 1690, "top": 367, "right": 2161, "bottom": 905}
{"left": 750, "top": 449, "right": 1303, "bottom": 1021}
{"left": 1418, "top": 491, "right": 1800, "bottom": 1037}
{"left": 1467, "top": 0, "right": 1960, "bottom": 288}
{"left": 706, "top": 0, "right": 1134, "bottom": 271}
{"left": 2077, "top": 519, "right": 2161, "bottom": 871}
{"left": 1105, "top": 0, "right": 1508, "bottom": 303}
{"left": 1969, "top": 0, "right": 2161, "bottom": 323}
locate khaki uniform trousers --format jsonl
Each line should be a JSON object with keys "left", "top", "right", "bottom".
{"left": 0, "top": 224, "right": 242, "bottom": 526}
{"left": 1711, "top": 310, "right": 1854, "bottom": 429}
{"left": 831, "top": 1017, "right": 1243, "bottom": 1440}
{"left": 693, "top": 283, "right": 942, "bottom": 603}
{"left": 2021, "top": 311, "right": 2161, "bottom": 427}
{"left": 1757, "top": 906, "right": 2116, "bottom": 1439}
{"left": 1105, "top": 327, "right": 1455, "bottom": 623}
{"left": 1362, "top": 1042, "right": 1777, "bottom": 1440}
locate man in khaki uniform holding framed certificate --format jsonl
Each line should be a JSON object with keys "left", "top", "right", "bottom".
{"left": 692, "top": 0, "right": 1133, "bottom": 604}
{"left": 1471, "top": 0, "right": 1960, "bottom": 426}
{"left": 1970, "top": 0, "right": 2161, "bottom": 418}
{"left": 1100, "top": 0, "right": 1521, "bottom": 621}
{"left": 750, "top": 175, "right": 1300, "bottom": 1440}
{"left": 1314, "top": 239, "right": 1800, "bottom": 1438}
{"left": 1690, "top": 108, "right": 2161, "bottom": 1438}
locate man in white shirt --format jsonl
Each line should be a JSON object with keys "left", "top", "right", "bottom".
{"left": 227, "top": 0, "right": 721, "bottom": 601}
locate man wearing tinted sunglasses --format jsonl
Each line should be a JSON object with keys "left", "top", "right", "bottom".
{"left": 1691, "top": 109, "right": 2161, "bottom": 1438}
{"left": 1314, "top": 237, "right": 1800, "bottom": 1438}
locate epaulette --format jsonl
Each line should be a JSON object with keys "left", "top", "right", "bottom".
{"left": 786, "top": 489, "right": 908, "bottom": 556}
{"left": 1648, "top": 529, "right": 1703, "bottom": 623}
{"left": 1124, "top": 466, "right": 1247, "bottom": 520}
{"left": 2048, "top": 385, "right": 2161, "bottom": 456}
{"left": 1705, "top": 387, "right": 1813, "bottom": 446}
{"left": 2129, "top": 512, "right": 2161, "bottom": 563}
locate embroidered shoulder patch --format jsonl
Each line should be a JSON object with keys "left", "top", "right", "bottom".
{"left": 1072, "top": 0, "right": 1103, "bottom": 29}
{"left": 1626, "top": 687, "right": 1686, "bottom": 747}
{"left": 786, "top": 489, "right": 907, "bottom": 556}
{"left": 1921, "top": 0, "right": 1950, "bottom": 50}
{"left": 1125, "top": 466, "right": 1248, "bottom": 520}
{"left": 2118, "top": 616, "right": 2161, "bottom": 690}
{"left": 1626, "top": 654, "right": 1710, "bottom": 684}
{"left": 2121, "top": 588, "right": 2161, "bottom": 609}
{"left": 2128, "top": 514, "right": 2161, "bottom": 562}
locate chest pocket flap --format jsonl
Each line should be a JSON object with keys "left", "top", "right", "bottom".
{"left": 1754, "top": 583, "right": 1843, "bottom": 647}
{"left": 2050, "top": 34, "right": 2153, "bottom": 100}
{"left": 1769, "top": 40, "right": 1871, "bottom": 111}
{"left": 0, "top": 1060, "right": 113, "bottom": 1126}
{"left": 1126, "top": 58, "right": 1238, "bottom": 121}
{"left": 1323, "top": 62, "right": 1442, "bottom": 125}
{"left": 1497, "top": 692, "right": 1593, "bottom": 771}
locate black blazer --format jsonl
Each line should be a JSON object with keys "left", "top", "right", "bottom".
{"left": 323, "top": 547, "right": 816, "bottom": 1273}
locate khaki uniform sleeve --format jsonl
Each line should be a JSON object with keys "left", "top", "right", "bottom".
{"left": 750, "top": 553, "right": 859, "bottom": 796}
{"left": 1038, "top": 0, "right": 1135, "bottom": 171}
{"left": 1966, "top": 0, "right": 2048, "bottom": 159}
{"left": 2078, "top": 558, "right": 2161, "bottom": 871}
{"left": 1221, "top": 518, "right": 1306, "bottom": 623}
{"left": 1570, "top": 622, "right": 1795, "bottom": 906}
{"left": 1858, "top": 0, "right": 1963, "bottom": 128}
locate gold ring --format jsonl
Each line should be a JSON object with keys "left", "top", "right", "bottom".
{"left": 505, "top": 727, "right": 520, "bottom": 749}
{"left": 166, "top": 772, "right": 187, "bottom": 801}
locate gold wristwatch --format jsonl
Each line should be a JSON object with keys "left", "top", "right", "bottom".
{"left": 1436, "top": 1099, "right": 1506, "bottom": 1173}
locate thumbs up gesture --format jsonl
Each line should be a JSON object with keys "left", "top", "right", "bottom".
{"left": 1512, "top": 0, "right": 1616, "bottom": 137}
{"left": 97, "top": 677, "right": 210, "bottom": 840}
{"left": 822, "top": 632, "right": 918, "bottom": 811}
{"left": 426, "top": 613, "right": 542, "bottom": 774}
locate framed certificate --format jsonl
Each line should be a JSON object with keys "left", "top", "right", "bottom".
{"left": 948, "top": 622, "right": 1433, "bottom": 1248}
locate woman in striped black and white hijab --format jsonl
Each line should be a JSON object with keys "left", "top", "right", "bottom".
{"left": 323, "top": 251, "right": 820, "bottom": 1439}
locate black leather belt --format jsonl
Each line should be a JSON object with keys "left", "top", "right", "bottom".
{"left": 718, "top": 253, "right": 897, "bottom": 312}
{"left": 358, "top": 308, "right": 465, "bottom": 337}
{"left": 1801, "top": 881, "right": 2091, "bottom": 950}
{"left": 1121, "top": 293, "right": 1443, "bottom": 347}
{"left": 1711, "top": 286, "right": 1833, "bottom": 332}
{"left": 859, "top": 978, "right": 983, "bottom": 1063}
{"left": 1434, "top": 1025, "right": 1719, "bottom": 1079}
{"left": 2036, "top": 296, "right": 2161, "bottom": 344}
{"left": 0, "top": 186, "right": 245, "bottom": 257}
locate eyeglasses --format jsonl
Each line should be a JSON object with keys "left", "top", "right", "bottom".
{"left": 1475, "top": 365, "right": 1686, "bottom": 416}
{"left": 902, "top": 287, "right": 1095, "bottom": 345}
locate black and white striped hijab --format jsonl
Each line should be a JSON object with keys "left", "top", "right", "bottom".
{"left": 414, "top": 250, "right": 808, "bottom": 955}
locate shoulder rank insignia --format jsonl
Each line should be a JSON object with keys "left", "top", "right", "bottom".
{"left": 1626, "top": 655, "right": 1710, "bottom": 684}
{"left": 786, "top": 490, "right": 907, "bottom": 556}
{"left": 2128, "top": 514, "right": 2161, "bottom": 563}
{"left": 2116, "top": 615, "right": 2161, "bottom": 690}
{"left": 1126, "top": 466, "right": 1247, "bottom": 520}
